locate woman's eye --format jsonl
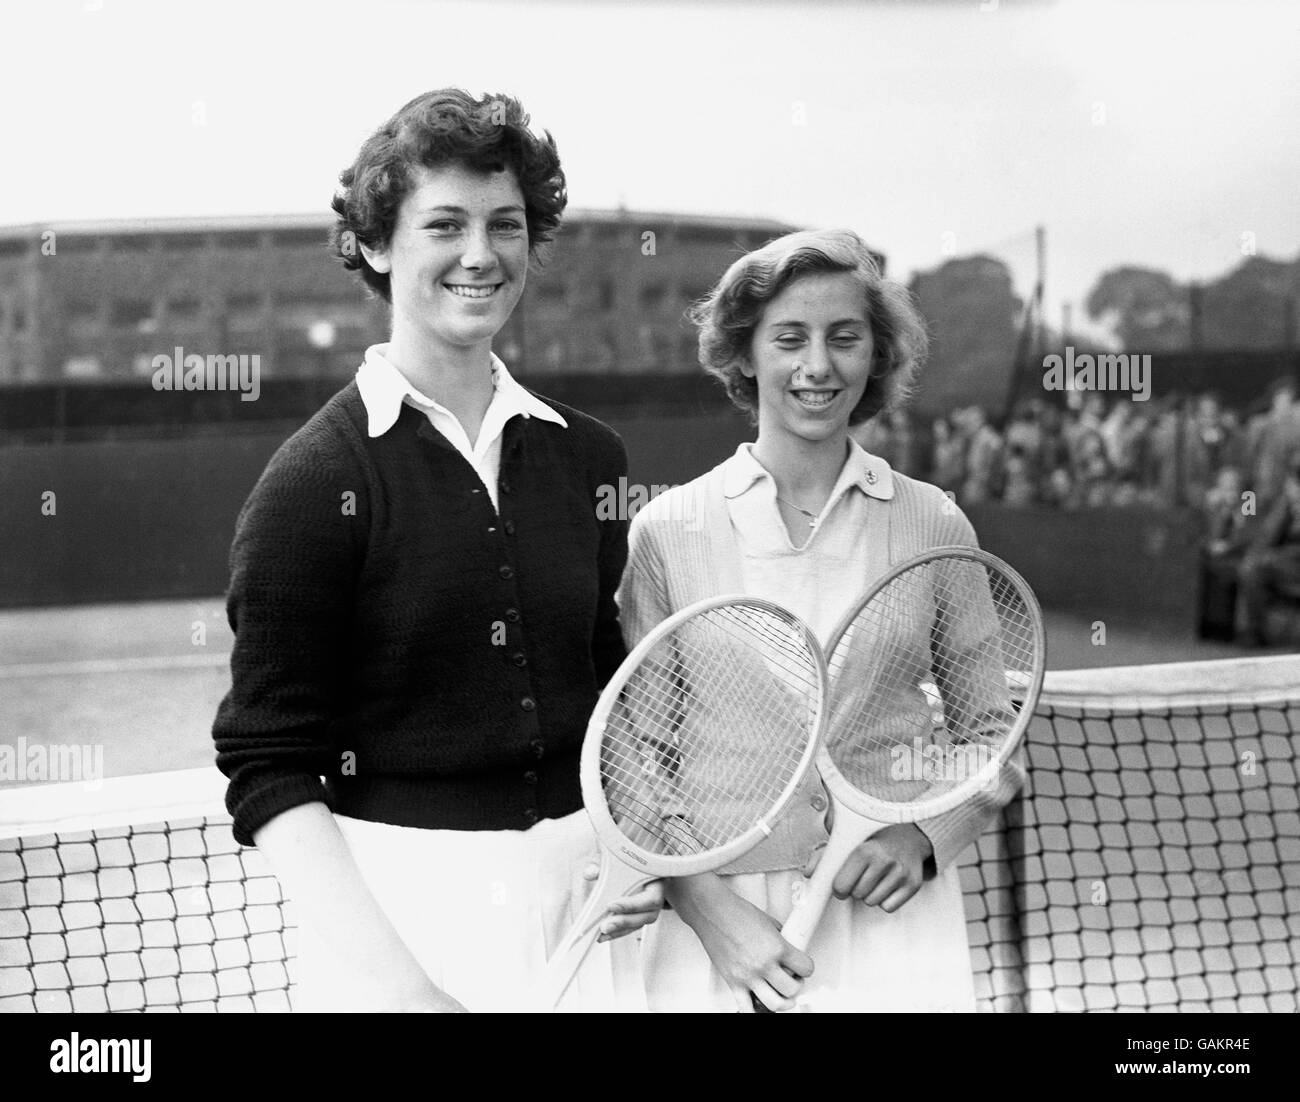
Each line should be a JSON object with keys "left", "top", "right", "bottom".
{"left": 426, "top": 221, "right": 460, "bottom": 234}
{"left": 491, "top": 220, "right": 524, "bottom": 234}
{"left": 774, "top": 336, "right": 804, "bottom": 348}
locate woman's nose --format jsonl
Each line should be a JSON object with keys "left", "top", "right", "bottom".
{"left": 459, "top": 225, "right": 497, "bottom": 271}
{"left": 798, "top": 345, "right": 833, "bottom": 380}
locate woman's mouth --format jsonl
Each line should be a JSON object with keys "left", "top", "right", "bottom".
{"left": 444, "top": 283, "right": 502, "bottom": 299}
{"left": 791, "top": 389, "right": 839, "bottom": 411}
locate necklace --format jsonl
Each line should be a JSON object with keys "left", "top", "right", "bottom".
{"left": 775, "top": 495, "right": 818, "bottom": 529}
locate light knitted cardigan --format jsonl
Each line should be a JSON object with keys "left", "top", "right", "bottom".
{"left": 617, "top": 456, "right": 1026, "bottom": 876}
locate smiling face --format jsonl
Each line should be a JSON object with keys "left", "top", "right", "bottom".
{"left": 360, "top": 162, "right": 528, "bottom": 360}
{"left": 744, "top": 271, "right": 874, "bottom": 448}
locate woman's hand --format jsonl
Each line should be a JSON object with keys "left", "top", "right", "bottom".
{"left": 804, "top": 823, "right": 933, "bottom": 913}
{"left": 666, "top": 873, "right": 813, "bottom": 1012}
{"left": 582, "top": 865, "right": 666, "bottom": 941}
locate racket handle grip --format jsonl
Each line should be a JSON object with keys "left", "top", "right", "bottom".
{"left": 780, "top": 817, "right": 884, "bottom": 951}
{"left": 779, "top": 835, "right": 852, "bottom": 951}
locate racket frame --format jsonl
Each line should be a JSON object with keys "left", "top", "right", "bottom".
{"left": 815, "top": 545, "right": 1046, "bottom": 825}
{"left": 581, "top": 593, "right": 827, "bottom": 876}
{"left": 544, "top": 593, "right": 828, "bottom": 1008}
{"left": 774, "top": 546, "right": 1046, "bottom": 974}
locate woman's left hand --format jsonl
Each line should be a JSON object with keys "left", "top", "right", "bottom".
{"left": 802, "top": 823, "right": 933, "bottom": 914}
{"left": 582, "top": 865, "right": 666, "bottom": 941}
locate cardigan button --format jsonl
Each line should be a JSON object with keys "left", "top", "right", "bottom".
{"left": 520, "top": 697, "right": 536, "bottom": 711}
{"left": 499, "top": 565, "right": 514, "bottom": 579}
{"left": 505, "top": 608, "right": 521, "bottom": 623}
{"left": 523, "top": 771, "right": 538, "bottom": 785}
{"left": 530, "top": 739, "right": 545, "bottom": 759}
{"left": 523, "top": 808, "right": 538, "bottom": 824}
{"left": 512, "top": 652, "right": 527, "bottom": 667}
{"left": 504, "top": 520, "right": 516, "bottom": 536}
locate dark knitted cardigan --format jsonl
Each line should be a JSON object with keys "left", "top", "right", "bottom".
{"left": 212, "top": 381, "right": 629, "bottom": 845}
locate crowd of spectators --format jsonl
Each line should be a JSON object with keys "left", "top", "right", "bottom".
{"left": 854, "top": 379, "right": 1300, "bottom": 513}
{"left": 852, "top": 379, "right": 1300, "bottom": 644}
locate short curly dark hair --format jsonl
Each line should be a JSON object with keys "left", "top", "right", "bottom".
{"left": 689, "top": 229, "right": 928, "bottom": 427}
{"left": 330, "top": 89, "right": 567, "bottom": 302}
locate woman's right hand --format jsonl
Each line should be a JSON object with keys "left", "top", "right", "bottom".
{"left": 666, "top": 873, "right": 813, "bottom": 1012}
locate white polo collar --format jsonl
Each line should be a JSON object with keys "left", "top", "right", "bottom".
{"left": 722, "top": 438, "right": 895, "bottom": 501}
{"left": 355, "top": 344, "right": 567, "bottom": 439}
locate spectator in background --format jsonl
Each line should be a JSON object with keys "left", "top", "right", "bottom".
{"left": 1194, "top": 393, "right": 1233, "bottom": 470}
{"left": 930, "top": 414, "right": 965, "bottom": 492}
{"left": 961, "top": 406, "right": 1003, "bottom": 505}
{"left": 1002, "top": 443, "right": 1036, "bottom": 508}
{"left": 1073, "top": 430, "right": 1114, "bottom": 508}
{"left": 1183, "top": 393, "right": 1238, "bottom": 508}
{"left": 1219, "top": 405, "right": 1248, "bottom": 472}
{"left": 1043, "top": 465, "right": 1074, "bottom": 508}
{"left": 1236, "top": 455, "right": 1300, "bottom": 646}
{"left": 1198, "top": 466, "right": 1250, "bottom": 640}
{"left": 888, "top": 409, "right": 918, "bottom": 477}
{"left": 1247, "top": 379, "right": 1300, "bottom": 506}
{"left": 1099, "top": 400, "right": 1144, "bottom": 484}
{"left": 1063, "top": 393, "right": 1104, "bottom": 466}
{"left": 1004, "top": 400, "right": 1044, "bottom": 488}
{"left": 1147, "top": 397, "right": 1184, "bottom": 505}
{"left": 1037, "top": 403, "right": 1070, "bottom": 498}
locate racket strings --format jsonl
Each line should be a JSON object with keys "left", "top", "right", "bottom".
{"left": 825, "top": 556, "right": 1041, "bottom": 807}
{"left": 600, "top": 603, "right": 822, "bottom": 856}
{"left": 603, "top": 660, "right": 814, "bottom": 849}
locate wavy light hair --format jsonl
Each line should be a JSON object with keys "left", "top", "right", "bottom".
{"left": 690, "top": 228, "right": 928, "bottom": 426}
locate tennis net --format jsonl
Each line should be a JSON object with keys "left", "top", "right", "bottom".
{"left": 2, "top": 654, "right": 1297, "bottom": 1012}
{"left": 0, "top": 770, "right": 294, "bottom": 1012}
{"left": 964, "top": 653, "right": 1299, "bottom": 1012}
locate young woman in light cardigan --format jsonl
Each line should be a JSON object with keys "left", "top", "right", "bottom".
{"left": 618, "top": 229, "right": 1024, "bottom": 1012}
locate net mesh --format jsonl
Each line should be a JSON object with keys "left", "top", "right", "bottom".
{"left": 826, "top": 552, "right": 1041, "bottom": 810}
{"left": 963, "top": 656, "right": 1300, "bottom": 1012}
{"left": 1, "top": 655, "right": 1296, "bottom": 1013}
{"left": 0, "top": 816, "right": 293, "bottom": 1013}
{"left": 601, "top": 601, "right": 823, "bottom": 857}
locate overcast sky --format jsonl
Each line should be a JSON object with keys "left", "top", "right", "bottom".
{"left": 5, "top": 0, "right": 1297, "bottom": 342}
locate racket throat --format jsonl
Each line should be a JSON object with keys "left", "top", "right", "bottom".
{"left": 538, "top": 858, "right": 654, "bottom": 1009}
{"left": 781, "top": 817, "right": 887, "bottom": 952}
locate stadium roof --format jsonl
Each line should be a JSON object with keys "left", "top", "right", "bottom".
{"left": 0, "top": 208, "right": 801, "bottom": 239}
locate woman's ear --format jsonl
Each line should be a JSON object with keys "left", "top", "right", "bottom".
{"left": 359, "top": 240, "right": 393, "bottom": 274}
{"left": 737, "top": 356, "right": 756, "bottom": 380}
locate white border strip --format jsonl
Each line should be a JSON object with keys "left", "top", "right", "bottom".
{"left": 0, "top": 767, "right": 227, "bottom": 840}
{"left": 1040, "top": 654, "right": 1300, "bottom": 713}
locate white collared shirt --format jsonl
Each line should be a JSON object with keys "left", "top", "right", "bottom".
{"left": 721, "top": 439, "right": 895, "bottom": 646}
{"left": 355, "top": 344, "right": 567, "bottom": 510}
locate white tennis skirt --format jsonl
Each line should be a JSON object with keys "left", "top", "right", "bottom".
{"left": 291, "top": 810, "right": 648, "bottom": 1012}
{"left": 640, "top": 864, "right": 978, "bottom": 1013}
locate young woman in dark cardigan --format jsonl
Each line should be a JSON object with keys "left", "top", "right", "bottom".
{"left": 212, "top": 89, "right": 661, "bottom": 1012}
